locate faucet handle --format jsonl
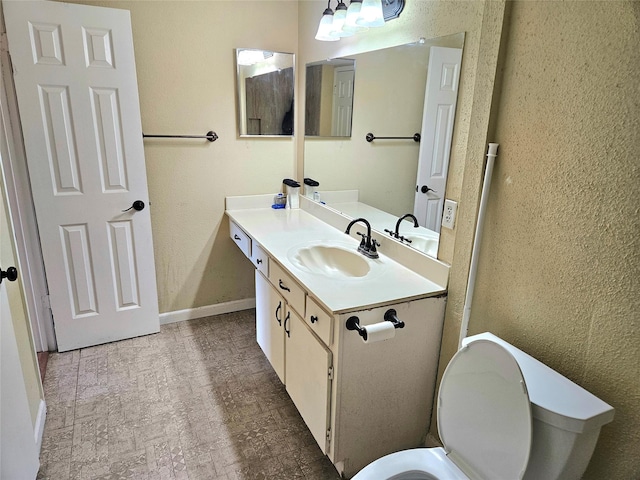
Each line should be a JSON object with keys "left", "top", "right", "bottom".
{"left": 370, "top": 238, "right": 380, "bottom": 253}
{"left": 356, "top": 231, "right": 367, "bottom": 248}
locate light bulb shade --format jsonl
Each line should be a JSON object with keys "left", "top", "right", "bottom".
{"left": 332, "top": 4, "right": 354, "bottom": 37}
{"left": 356, "top": 0, "right": 385, "bottom": 27}
{"left": 315, "top": 10, "right": 340, "bottom": 41}
{"left": 343, "top": 0, "right": 368, "bottom": 33}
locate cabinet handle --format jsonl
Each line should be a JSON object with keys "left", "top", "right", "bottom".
{"left": 257, "top": 258, "right": 263, "bottom": 264}
{"left": 233, "top": 234, "right": 241, "bottom": 241}
{"left": 275, "top": 301, "right": 282, "bottom": 326}
{"left": 310, "top": 315, "right": 318, "bottom": 324}
{"left": 278, "top": 279, "right": 290, "bottom": 292}
{"left": 284, "top": 312, "right": 291, "bottom": 338}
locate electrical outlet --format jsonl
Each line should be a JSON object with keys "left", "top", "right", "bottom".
{"left": 442, "top": 199, "right": 457, "bottom": 229}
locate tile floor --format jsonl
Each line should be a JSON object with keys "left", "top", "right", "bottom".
{"left": 38, "top": 309, "right": 342, "bottom": 480}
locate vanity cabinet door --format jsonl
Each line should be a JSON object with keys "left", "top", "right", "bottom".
{"left": 255, "top": 271, "right": 285, "bottom": 383}
{"left": 285, "top": 312, "right": 333, "bottom": 454}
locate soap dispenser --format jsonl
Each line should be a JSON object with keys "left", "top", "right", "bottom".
{"left": 303, "top": 178, "right": 320, "bottom": 198}
{"left": 283, "top": 179, "right": 300, "bottom": 209}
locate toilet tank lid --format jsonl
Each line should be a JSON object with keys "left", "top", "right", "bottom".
{"left": 463, "top": 333, "right": 615, "bottom": 433}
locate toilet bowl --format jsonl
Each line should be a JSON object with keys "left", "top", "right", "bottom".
{"left": 352, "top": 332, "right": 614, "bottom": 480}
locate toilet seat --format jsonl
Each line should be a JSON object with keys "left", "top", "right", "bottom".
{"left": 352, "top": 339, "right": 533, "bottom": 480}
{"left": 352, "top": 448, "right": 468, "bottom": 480}
{"left": 438, "top": 339, "right": 532, "bottom": 479}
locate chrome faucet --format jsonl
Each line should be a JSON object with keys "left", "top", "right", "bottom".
{"left": 345, "top": 217, "right": 380, "bottom": 259}
{"left": 384, "top": 213, "right": 419, "bottom": 244}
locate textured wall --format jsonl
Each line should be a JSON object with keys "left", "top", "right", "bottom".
{"left": 457, "top": 2, "right": 639, "bottom": 478}
{"left": 71, "top": 0, "right": 299, "bottom": 313}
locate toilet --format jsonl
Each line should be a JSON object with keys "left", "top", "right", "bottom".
{"left": 352, "top": 332, "right": 614, "bottom": 480}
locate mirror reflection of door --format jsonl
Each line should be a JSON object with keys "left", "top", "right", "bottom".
{"left": 414, "top": 47, "right": 463, "bottom": 231}
{"left": 331, "top": 66, "right": 355, "bottom": 136}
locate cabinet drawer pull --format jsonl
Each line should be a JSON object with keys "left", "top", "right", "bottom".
{"left": 257, "top": 258, "right": 263, "bottom": 264}
{"left": 310, "top": 315, "right": 318, "bottom": 324}
{"left": 233, "top": 234, "right": 241, "bottom": 241}
{"left": 284, "top": 312, "right": 291, "bottom": 338}
{"left": 278, "top": 279, "right": 290, "bottom": 292}
{"left": 275, "top": 301, "right": 282, "bottom": 326}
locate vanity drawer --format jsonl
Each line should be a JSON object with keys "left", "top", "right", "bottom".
{"left": 230, "top": 220, "right": 251, "bottom": 258}
{"left": 269, "top": 261, "right": 305, "bottom": 318}
{"left": 251, "top": 243, "right": 269, "bottom": 276}
{"left": 305, "top": 296, "right": 333, "bottom": 346}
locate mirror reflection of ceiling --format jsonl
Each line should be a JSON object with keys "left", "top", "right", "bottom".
{"left": 236, "top": 49, "right": 295, "bottom": 136}
{"left": 303, "top": 32, "right": 465, "bottom": 258}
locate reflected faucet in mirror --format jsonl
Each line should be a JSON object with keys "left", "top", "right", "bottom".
{"left": 384, "top": 213, "right": 419, "bottom": 244}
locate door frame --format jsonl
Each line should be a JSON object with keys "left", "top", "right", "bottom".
{"left": 0, "top": 29, "right": 56, "bottom": 352}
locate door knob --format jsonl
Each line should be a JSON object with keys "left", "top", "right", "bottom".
{"left": 420, "top": 185, "right": 435, "bottom": 194}
{"left": 0, "top": 266, "right": 18, "bottom": 283}
{"left": 122, "top": 200, "right": 145, "bottom": 212}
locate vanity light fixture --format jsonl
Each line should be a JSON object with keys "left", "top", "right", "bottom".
{"left": 315, "top": 0, "right": 405, "bottom": 42}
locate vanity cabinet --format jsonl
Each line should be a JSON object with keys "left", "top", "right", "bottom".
{"left": 255, "top": 270, "right": 333, "bottom": 453}
{"left": 229, "top": 217, "right": 446, "bottom": 477}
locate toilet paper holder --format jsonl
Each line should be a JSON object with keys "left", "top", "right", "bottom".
{"left": 346, "top": 309, "right": 405, "bottom": 341}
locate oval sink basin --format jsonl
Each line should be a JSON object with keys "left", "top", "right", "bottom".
{"left": 404, "top": 234, "right": 438, "bottom": 257}
{"left": 288, "top": 244, "right": 371, "bottom": 278}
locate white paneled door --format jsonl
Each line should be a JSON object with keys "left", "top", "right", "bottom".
{"left": 413, "top": 47, "right": 462, "bottom": 231}
{"left": 1, "top": 180, "right": 40, "bottom": 480}
{"left": 4, "top": 0, "right": 159, "bottom": 351}
{"left": 331, "top": 66, "right": 354, "bottom": 137}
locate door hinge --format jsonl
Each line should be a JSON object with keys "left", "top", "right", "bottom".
{"left": 0, "top": 33, "right": 8, "bottom": 53}
{"left": 326, "top": 427, "right": 331, "bottom": 444}
{"left": 41, "top": 294, "right": 51, "bottom": 309}
{"left": 328, "top": 366, "right": 334, "bottom": 380}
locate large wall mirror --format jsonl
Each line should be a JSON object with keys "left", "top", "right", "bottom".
{"left": 303, "top": 32, "right": 465, "bottom": 258}
{"left": 236, "top": 49, "right": 295, "bottom": 136}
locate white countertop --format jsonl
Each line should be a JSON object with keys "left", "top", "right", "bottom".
{"left": 226, "top": 206, "right": 446, "bottom": 314}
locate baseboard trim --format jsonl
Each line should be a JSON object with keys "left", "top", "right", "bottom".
{"left": 159, "top": 298, "right": 256, "bottom": 325}
{"left": 35, "top": 399, "right": 46, "bottom": 452}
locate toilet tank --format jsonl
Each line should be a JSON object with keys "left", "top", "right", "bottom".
{"left": 462, "top": 333, "right": 615, "bottom": 480}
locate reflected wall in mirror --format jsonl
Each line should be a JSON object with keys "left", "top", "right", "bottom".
{"left": 305, "top": 59, "right": 355, "bottom": 137}
{"left": 303, "top": 32, "right": 465, "bottom": 258}
{"left": 236, "top": 49, "right": 295, "bottom": 136}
